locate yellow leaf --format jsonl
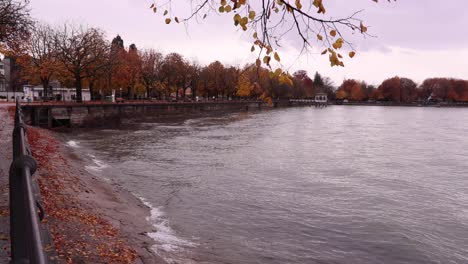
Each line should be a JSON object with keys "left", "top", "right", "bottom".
{"left": 165, "top": 18, "right": 171, "bottom": 24}
{"left": 332, "top": 38, "right": 344, "bottom": 49}
{"left": 263, "top": 55, "right": 271, "bottom": 64}
{"left": 274, "top": 68, "right": 282, "bottom": 76}
{"left": 219, "top": 6, "right": 225, "bottom": 12}
{"left": 349, "top": 51, "right": 356, "bottom": 58}
{"left": 360, "top": 22, "right": 368, "bottom": 33}
{"left": 274, "top": 52, "right": 280, "bottom": 62}
{"left": 295, "top": 0, "right": 302, "bottom": 9}
{"left": 253, "top": 32, "right": 258, "bottom": 39}
{"left": 225, "top": 5, "right": 232, "bottom": 12}
{"left": 249, "top": 11, "right": 256, "bottom": 20}
{"left": 221, "top": 0, "right": 227, "bottom": 6}
{"left": 233, "top": 14, "right": 241, "bottom": 26}
{"left": 256, "top": 58, "right": 261, "bottom": 67}
{"left": 313, "top": 0, "right": 326, "bottom": 13}
{"left": 240, "top": 17, "right": 248, "bottom": 26}
{"left": 317, "top": 34, "right": 323, "bottom": 41}
{"left": 330, "top": 30, "right": 337, "bottom": 37}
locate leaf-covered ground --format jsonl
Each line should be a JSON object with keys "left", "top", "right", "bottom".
{"left": 27, "top": 127, "right": 139, "bottom": 263}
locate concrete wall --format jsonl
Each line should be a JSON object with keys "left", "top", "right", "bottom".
{"left": 22, "top": 101, "right": 287, "bottom": 128}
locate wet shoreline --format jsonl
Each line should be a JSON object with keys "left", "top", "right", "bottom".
{"left": 28, "top": 126, "right": 167, "bottom": 263}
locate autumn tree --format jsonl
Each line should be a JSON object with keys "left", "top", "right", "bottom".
{"left": 420, "top": 78, "right": 451, "bottom": 102}
{"left": 336, "top": 79, "right": 365, "bottom": 101}
{"left": 187, "top": 62, "right": 202, "bottom": 100}
{"left": 104, "top": 35, "right": 126, "bottom": 95}
{"left": 0, "top": 0, "right": 32, "bottom": 49}
{"left": 377, "top": 76, "right": 417, "bottom": 102}
{"left": 236, "top": 66, "right": 254, "bottom": 98}
{"left": 336, "top": 89, "right": 347, "bottom": 100}
{"left": 55, "top": 25, "right": 109, "bottom": 102}
{"left": 292, "top": 70, "right": 314, "bottom": 98}
{"left": 205, "top": 61, "right": 225, "bottom": 98}
{"left": 350, "top": 82, "right": 365, "bottom": 101}
{"left": 84, "top": 40, "right": 118, "bottom": 100}
{"left": 140, "top": 49, "right": 164, "bottom": 98}
{"left": 448, "top": 79, "right": 468, "bottom": 102}
{"left": 399, "top": 78, "right": 418, "bottom": 102}
{"left": 236, "top": 64, "right": 266, "bottom": 99}
{"left": 121, "top": 44, "right": 142, "bottom": 99}
{"left": 268, "top": 68, "right": 294, "bottom": 99}
{"left": 14, "top": 23, "right": 63, "bottom": 97}
{"left": 160, "top": 52, "right": 187, "bottom": 100}
{"left": 222, "top": 66, "right": 239, "bottom": 99}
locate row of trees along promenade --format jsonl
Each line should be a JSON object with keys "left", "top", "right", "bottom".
{"left": 2, "top": 23, "right": 467, "bottom": 105}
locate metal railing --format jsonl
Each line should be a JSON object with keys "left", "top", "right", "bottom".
{"left": 9, "top": 99, "right": 47, "bottom": 263}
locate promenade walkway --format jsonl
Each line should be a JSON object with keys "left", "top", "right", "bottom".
{"left": 0, "top": 103, "right": 14, "bottom": 263}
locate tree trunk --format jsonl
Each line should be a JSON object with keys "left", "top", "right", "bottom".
{"left": 182, "top": 87, "right": 187, "bottom": 100}
{"left": 89, "top": 80, "right": 95, "bottom": 101}
{"left": 75, "top": 75, "right": 83, "bottom": 103}
{"left": 40, "top": 78, "right": 50, "bottom": 98}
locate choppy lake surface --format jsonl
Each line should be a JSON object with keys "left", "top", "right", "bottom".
{"left": 66, "top": 106, "right": 468, "bottom": 264}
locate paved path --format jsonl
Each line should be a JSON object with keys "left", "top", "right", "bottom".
{"left": 0, "top": 103, "right": 14, "bottom": 263}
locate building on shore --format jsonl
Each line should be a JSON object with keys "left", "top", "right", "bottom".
{"left": 0, "top": 57, "right": 29, "bottom": 101}
{"left": 22, "top": 85, "right": 91, "bottom": 102}
{"left": 0, "top": 64, "right": 5, "bottom": 92}
{"left": 315, "top": 92, "right": 328, "bottom": 104}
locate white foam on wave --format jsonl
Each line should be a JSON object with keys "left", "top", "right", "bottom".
{"left": 66, "top": 140, "right": 80, "bottom": 148}
{"left": 85, "top": 154, "right": 110, "bottom": 173}
{"left": 136, "top": 196, "right": 196, "bottom": 255}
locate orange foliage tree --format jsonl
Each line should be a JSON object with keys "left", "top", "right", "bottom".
{"left": 336, "top": 79, "right": 366, "bottom": 101}
{"left": 421, "top": 78, "right": 468, "bottom": 102}
{"left": 13, "top": 23, "right": 63, "bottom": 97}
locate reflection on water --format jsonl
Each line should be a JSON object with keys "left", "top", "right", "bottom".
{"left": 68, "top": 106, "right": 468, "bottom": 264}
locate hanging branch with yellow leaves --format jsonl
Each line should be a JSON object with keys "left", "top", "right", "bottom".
{"left": 148, "top": 0, "right": 394, "bottom": 68}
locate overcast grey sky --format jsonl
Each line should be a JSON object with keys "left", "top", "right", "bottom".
{"left": 30, "top": 0, "right": 468, "bottom": 85}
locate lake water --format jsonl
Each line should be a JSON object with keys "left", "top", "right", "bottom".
{"left": 66, "top": 106, "right": 468, "bottom": 264}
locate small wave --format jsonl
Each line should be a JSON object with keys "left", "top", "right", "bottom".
{"left": 85, "top": 156, "right": 110, "bottom": 173}
{"left": 136, "top": 196, "right": 196, "bottom": 255}
{"left": 66, "top": 140, "right": 80, "bottom": 148}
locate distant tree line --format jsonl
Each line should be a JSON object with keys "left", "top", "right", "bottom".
{"left": 335, "top": 77, "right": 468, "bottom": 103}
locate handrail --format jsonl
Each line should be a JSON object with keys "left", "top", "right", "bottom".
{"left": 9, "top": 99, "right": 48, "bottom": 264}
